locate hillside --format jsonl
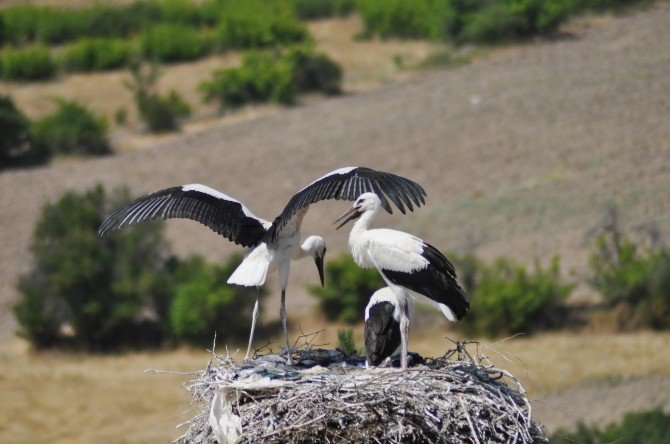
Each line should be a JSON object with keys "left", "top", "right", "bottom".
{"left": 1, "top": 3, "right": 670, "bottom": 344}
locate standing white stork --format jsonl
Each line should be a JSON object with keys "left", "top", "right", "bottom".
{"left": 98, "top": 167, "right": 426, "bottom": 363}
{"left": 364, "top": 287, "right": 413, "bottom": 367}
{"left": 335, "top": 192, "right": 469, "bottom": 370}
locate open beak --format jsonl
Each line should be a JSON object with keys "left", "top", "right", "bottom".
{"left": 333, "top": 206, "right": 361, "bottom": 230}
{"left": 314, "top": 255, "right": 325, "bottom": 287}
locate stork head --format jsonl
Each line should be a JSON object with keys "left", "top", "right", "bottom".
{"left": 333, "top": 192, "right": 381, "bottom": 230}
{"left": 302, "top": 235, "right": 326, "bottom": 286}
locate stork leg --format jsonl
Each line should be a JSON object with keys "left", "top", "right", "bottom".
{"left": 244, "top": 293, "right": 260, "bottom": 360}
{"left": 280, "top": 289, "right": 294, "bottom": 365}
{"left": 399, "top": 301, "right": 410, "bottom": 370}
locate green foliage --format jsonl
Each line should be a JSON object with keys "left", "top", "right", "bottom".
{"left": 288, "top": 47, "right": 343, "bottom": 94}
{"left": 336, "top": 327, "right": 357, "bottom": 353}
{"left": 200, "top": 50, "right": 297, "bottom": 108}
{"left": 0, "top": 45, "right": 56, "bottom": 80}
{"left": 125, "top": 62, "right": 191, "bottom": 133}
{"left": 459, "top": 256, "right": 573, "bottom": 337}
{"left": 588, "top": 230, "right": 670, "bottom": 330}
{"left": 14, "top": 185, "right": 171, "bottom": 350}
{"left": 31, "top": 99, "right": 110, "bottom": 156}
{"left": 357, "top": 0, "right": 451, "bottom": 40}
{"left": 551, "top": 408, "right": 670, "bottom": 444}
{"left": 141, "top": 24, "right": 212, "bottom": 63}
{"left": 0, "top": 95, "right": 49, "bottom": 168}
{"left": 200, "top": 47, "right": 341, "bottom": 109}
{"left": 290, "top": 0, "right": 356, "bottom": 19}
{"left": 169, "top": 255, "right": 264, "bottom": 347}
{"left": 61, "top": 38, "right": 134, "bottom": 72}
{"left": 309, "top": 254, "right": 385, "bottom": 324}
{"left": 216, "top": 1, "right": 309, "bottom": 49}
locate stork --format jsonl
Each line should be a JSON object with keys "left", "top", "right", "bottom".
{"left": 364, "top": 287, "right": 413, "bottom": 367}
{"left": 98, "top": 168, "right": 426, "bottom": 363}
{"left": 335, "top": 192, "right": 469, "bottom": 370}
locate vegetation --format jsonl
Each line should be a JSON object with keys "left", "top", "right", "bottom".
{"left": 169, "top": 255, "right": 265, "bottom": 347}
{"left": 141, "top": 24, "right": 213, "bottom": 63}
{"left": 125, "top": 62, "right": 192, "bottom": 133}
{"left": 200, "top": 47, "right": 341, "bottom": 110}
{"left": 0, "top": 95, "right": 48, "bottom": 168}
{"left": 551, "top": 408, "right": 670, "bottom": 444}
{"left": 61, "top": 38, "right": 134, "bottom": 72}
{"left": 309, "top": 254, "right": 385, "bottom": 323}
{"left": 290, "top": 0, "right": 356, "bottom": 19}
{"left": 588, "top": 209, "right": 670, "bottom": 330}
{"left": 14, "top": 186, "right": 170, "bottom": 350}
{"left": 0, "top": 45, "right": 55, "bottom": 80}
{"left": 31, "top": 99, "right": 111, "bottom": 156}
{"left": 336, "top": 327, "right": 357, "bottom": 353}
{"left": 458, "top": 255, "right": 573, "bottom": 337}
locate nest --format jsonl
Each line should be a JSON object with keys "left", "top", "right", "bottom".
{"left": 172, "top": 338, "right": 547, "bottom": 443}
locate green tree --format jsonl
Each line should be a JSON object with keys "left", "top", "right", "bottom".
{"left": 0, "top": 95, "right": 49, "bottom": 168}
{"left": 14, "top": 185, "right": 171, "bottom": 350}
{"left": 309, "top": 254, "right": 385, "bottom": 323}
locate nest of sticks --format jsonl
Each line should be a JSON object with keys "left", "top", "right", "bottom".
{"left": 172, "top": 334, "right": 547, "bottom": 443}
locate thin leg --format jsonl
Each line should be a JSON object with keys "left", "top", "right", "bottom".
{"left": 280, "top": 289, "right": 293, "bottom": 365}
{"left": 400, "top": 305, "right": 409, "bottom": 370}
{"left": 245, "top": 293, "right": 260, "bottom": 360}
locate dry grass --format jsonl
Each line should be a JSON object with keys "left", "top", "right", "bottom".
{"left": 1, "top": 329, "right": 669, "bottom": 442}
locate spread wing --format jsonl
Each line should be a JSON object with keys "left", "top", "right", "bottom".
{"left": 98, "top": 184, "right": 269, "bottom": 248}
{"left": 266, "top": 167, "right": 426, "bottom": 241}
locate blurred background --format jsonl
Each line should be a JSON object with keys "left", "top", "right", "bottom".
{"left": 1, "top": 0, "right": 669, "bottom": 442}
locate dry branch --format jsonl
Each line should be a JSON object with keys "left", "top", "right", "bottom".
{"left": 174, "top": 341, "right": 547, "bottom": 443}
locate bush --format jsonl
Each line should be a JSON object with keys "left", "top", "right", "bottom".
{"left": 0, "top": 95, "right": 50, "bottom": 168}
{"left": 289, "top": 47, "right": 342, "bottom": 94}
{"left": 14, "top": 185, "right": 172, "bottom": 350}
{"left": 309, "top": 254, "right": 385, "bottom": 323}
{"left": 290, "top": 0, "right": 356, "bottom": 19}
{"left": 201, "top": 47, "right": 341, "bottom": 109}
{"left": 589, "top": 230, "right": 670, "bottom": 330}
{"left": 357, "top": 0, "right": 450, "bottom": 40}
{"left": 169, "top": 255, "right": 265, "bottom": 346}
{"left": 31, "top": 99, "right": 110, "bottom": 156}
{"left": 0, "top": 45, "right": 56, "bottom": 80}
{"left": 61, "top": 38, "right": 134, "bottom": 72}
{"left": 141, "top": 24, "right": 212, "bottom": 63}
{"left": 459, "top": 256, "right": 573, "bottom": 337}
{"left": 201, "top": 50, "right": 297, "bottom": 108}
{"left": 552, "top": 408, "right": 670, "bottom": 444}
{"left": 216, "top": 1, "right": 308, "bottom": 49}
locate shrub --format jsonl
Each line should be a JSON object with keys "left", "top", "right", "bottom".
{"left": 200, "top": 50, "right": 297, "bottom": 108}
{"left": 588, "top": 230, "right": 670, "bottom": 330}
{"left": 31, "top": 99, "right": 110, "bottom": 156}
{"left": 141, "top": 24, "right": 212, "bottom": 63}
{"left": 0, "top": 45, "right": 56, "bottom": 80}
{"left": 460, "top": 256, "right": 573, "bottom": 337}
{"left": 169, "top": 255, "right": 265, "bottom": 347}
{"left": 14, "top": 185, "right": 171, "bottom": 350}
{"left": 125, "top": 62, "right": 191, "bottom": 133}
{"left": 0, "top": 95, "right": 50, "bottom": 168}
{"left": 290, "top": 0, "right": 356, "bottom": 19}
{"left": 216, "top": 1, "right": 308, "bottom": 49}
{"left": 289, "top": 47, "right": 342, "bottom": 94}
{"left": 552, "top": 408, "right": 670, "bottom": 444}
{"left": 336, "top": 327, "right": 357, "bottom": 353}
{"left": 1, "top": 6, "right": 41, "bottom": 44}
{"left": 61, "top": 38, "right": 134, "bottom": 72}
{"left": 309, "top": 254, "right": 385, "bottom": 323}
{"left": 357, "top": 0, "right": 450, "bottom": 40}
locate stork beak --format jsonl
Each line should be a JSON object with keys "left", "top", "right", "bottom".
{"left": 314, "top": 255, "right": 325, "bottom": 287}
{"left": 333, "top": 206, "right": 361, "bottom": 230}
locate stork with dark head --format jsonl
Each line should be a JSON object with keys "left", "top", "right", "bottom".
{"left": 335, "top": 192, "right": 469, "bottom": 370}
{"left": 364, "top": 287, "right": 413, "bottom": 367}
{"left": 98, "top": 168, "right": 426, "bottom": 363}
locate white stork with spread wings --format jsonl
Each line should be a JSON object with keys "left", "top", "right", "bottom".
{"left": 99, "top": 167, "right": 426, "bottom": 363}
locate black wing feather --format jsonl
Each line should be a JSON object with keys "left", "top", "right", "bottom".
{"left": 267, "top": 167, "right": 426, "bottom": 241}
{"left": 364, "top": 301, "right": 401, "bottom": 366}
{"left": 98, "top": 185, "right": 267, "bottom": 248}
{"left": 381, "top": 244, "right": 469, "bottom": 320}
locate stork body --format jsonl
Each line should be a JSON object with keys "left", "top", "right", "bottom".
{"left": 99, "top": 168, "right": 426, "bottom": 363}
{"left": 336, "top": 192, "right": 468, "bottom": 369}
{"left": 364, "top": 287, "right": 414, "bottom": 367}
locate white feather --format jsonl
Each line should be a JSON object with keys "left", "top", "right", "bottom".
{"left": 227, "top": 244, "right": 272, "bottom": 287}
